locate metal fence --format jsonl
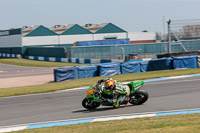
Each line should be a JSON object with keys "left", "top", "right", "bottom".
{"left": 18, "top": 40, "right": 200, "bottom": 59}
{"left": 70, "top": 40, "right": 200, "bottom": 59}
{"left": 70, "top": 43, "right": 168, "bottom": 59}
{"left": 168, "top": 19, "right": 200, "bottom": 52}
{"left": 170, "top": 19, "right": 200, "bottom": 41}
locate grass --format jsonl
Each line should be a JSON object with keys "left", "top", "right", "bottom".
{"left": 0, "top": 58, "right": 86, "bottom": 67}
{"left": 0, "top": 68, "right": 199, "bottom": 97}
{"left": 11, "top": 113, "right": 200, "bottom": 133}
{"left": 1, "top": 59, "right": 200, "bottom": 133}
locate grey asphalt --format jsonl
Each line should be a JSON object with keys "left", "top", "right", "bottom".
{"left": 0, "top": 63, "right": 53, "bottom": 78}
{"left": 0, "top": 76, "right": 200, "bottom": 127}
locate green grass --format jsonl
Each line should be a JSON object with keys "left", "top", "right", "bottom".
{"left": 0, "top": 68, "right": 200, "bottom": 97}
{"left": 11, "top": 113, "right": 200, "bottom": 133}
{"left": 1, "top": 59, "right": 200, "bottom": 133}
{"left": 0, "top": 58, "right": 86, "bottom": 67}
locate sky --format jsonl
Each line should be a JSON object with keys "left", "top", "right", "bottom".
{"left": 0, "top": 0, "right": 200, "bottom": 34}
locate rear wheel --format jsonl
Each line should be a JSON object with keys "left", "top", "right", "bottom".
{"left": 82, "top": 98, "right": 101, "bottom": 110}
{"left": 129, "top": 90, "right": 149, "bottom": 105}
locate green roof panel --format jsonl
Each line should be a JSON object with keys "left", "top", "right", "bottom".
{"left": 25, "top": 25, "right": 57, "bottom": 37}
{"left": 95, "top": 23, "right": 127, "bottom": 34}
{"left": 61, "top": 24, "right": 92, "bottom": 35}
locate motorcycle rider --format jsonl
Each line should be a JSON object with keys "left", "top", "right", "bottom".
{"left": 97, "top": 78, "right": 130, "bottom": 108}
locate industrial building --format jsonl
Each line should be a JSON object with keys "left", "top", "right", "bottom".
{"left": 0, "top": 22, "right": 163, "bottom": 61}
{"left": 0, "top": 23, "right": 156, "bottom": 48}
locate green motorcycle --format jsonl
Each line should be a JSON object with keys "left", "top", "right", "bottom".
{"left": 82, "top": 81, "right": 149, "bottom": 110}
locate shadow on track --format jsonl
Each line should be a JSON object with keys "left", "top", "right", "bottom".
{"left": 72, "top": 104, "right": 139, "bottom": 113}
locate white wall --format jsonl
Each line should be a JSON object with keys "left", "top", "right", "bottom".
{"left": 94, "top": 33, "right": 127, "bottom": 40}
{"left": 128, "top": 32, "right": 156, "bottom": 41}
{"left": 22, "top": 36, "right": 59, "bottom": 46}
{"left": 60, "top": 34, "right": 93, "bottom": 44}
{"left": 0, "top": 35, "right": 22, "bottom": 47}
{"left": 23, "top": 32, "right": 157, "bottom": 46}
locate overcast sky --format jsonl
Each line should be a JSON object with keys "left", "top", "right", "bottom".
{"left": 0, "top": 0, "right": 200, "bottom": 33}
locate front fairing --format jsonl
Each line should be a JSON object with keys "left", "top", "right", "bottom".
{"left": 85, "top": 85, "right": 113, "bottom": 105}
{"left": 86, "top": 85, "right": 99, "bottom": 100}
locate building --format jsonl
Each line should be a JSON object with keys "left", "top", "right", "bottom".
{"left": 0, "top": 23, "right": 129, "bottom": 48}
{"left": 128, "top": 32, "right": 156, "bottom": 44}
{"left": 0, "top": 23, "right": 157, "bottom": 48}
{"left": 0, "top": 28, "right": 22, "bottom": 47}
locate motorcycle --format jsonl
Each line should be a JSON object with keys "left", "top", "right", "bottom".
{"left": 82, "top": 80, "right": 149, "bottom": 110}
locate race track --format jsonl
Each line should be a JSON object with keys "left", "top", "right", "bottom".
{"left": 0, "top": 76, "right": 200, "bottom": 127}
{"left": 0, "top": 63, "right": 53, "bottom": 78}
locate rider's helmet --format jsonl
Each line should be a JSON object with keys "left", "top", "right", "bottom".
{"left": 104, "top": 79, "right": 114, "bottom": 92}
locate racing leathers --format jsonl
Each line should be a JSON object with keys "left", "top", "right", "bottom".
{"left": 98, "top": 78, "right": 130, "bottom": 108}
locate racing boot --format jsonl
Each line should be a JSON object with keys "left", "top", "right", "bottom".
{"left": 113, "top": 102, "right": 120, "bottom": 108}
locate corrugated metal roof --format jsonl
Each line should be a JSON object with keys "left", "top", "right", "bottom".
{"left": 22, "top": 25, "right": 40, "bottom": 36}
{"left": 21, "top": 22, "right": 125, "bottom": 35}
{"left": 23, "top": 24, "right": 76, "bottom": 35}
{"left": 61, "top": 24, "right": 92, "bottom": 35}
{"left": 24, "top": 25, "right": 58, "bottom": 37}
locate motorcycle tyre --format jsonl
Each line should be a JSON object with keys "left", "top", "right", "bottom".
{"left": 129, "top": 90, "right": 149, "bottom": 105}
{"left": 82, "top": 98, "right": 101, "bottom": 110}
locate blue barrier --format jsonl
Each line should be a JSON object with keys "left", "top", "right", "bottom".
{"left": 52, "top": 56, "right": 198, "bottom": 82}
{"left": 78, "top": 65, "right": 98, "bottom": 79}
{"left": 54, "top": 67, "right": 78, "bottom": 82}
{"left": 140, "top": 61, "right": 149, "bottom": 72}
{"left": 98, "top": 63, "right": 121, "bottom": 76}
{"left": 121, "top": 62, "right": 140, "bottom": 74}
{"left": 24, "top": 55, "right": 143, "bottom": 64}
{"left": 140, "top": 58, "right": 172, "bottom": 72}
{"left": 0, "top": 53, "right": 21, "bottom": 58}
{"left": 124, "top": 59, "right": 143, "bottom": 62}
{"left": 172, "top": 55, "right": 198, "bottom": 69}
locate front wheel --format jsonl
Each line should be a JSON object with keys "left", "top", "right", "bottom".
{"left": 82, "top": 98, "right": 101, "bottom": 110}
{"left": 129, "top": 90, "right": 149, "bottom": 105}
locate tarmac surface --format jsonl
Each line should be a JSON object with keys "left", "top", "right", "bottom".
{"left": 0, "top": 63, "right": 54, "bottom": 88}
{"left": 0, "top": 75, "right": 199, "bottom": 127}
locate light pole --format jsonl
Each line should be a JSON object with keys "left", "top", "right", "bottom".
{"left": 167, "top": 19, "right": 171, "bottom": 53}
